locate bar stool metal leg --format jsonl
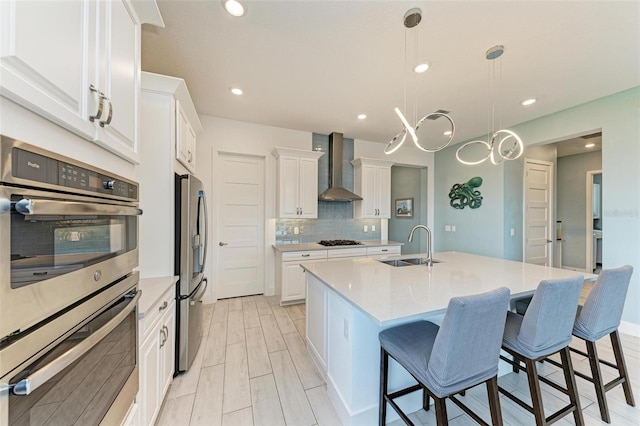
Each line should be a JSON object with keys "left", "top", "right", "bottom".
{"left": 380, "top": 347, "right": 388, "bottom": 426}
{"left": 560, "top": 346, "right": 584, "bottom": 426}
{"left": 486, "top": 377, "right": 503, "bottom": 426}
{"left": 586, "top": 339, "right": 610, "bottom": 423}
{"left": 524, "top": 358, "right": 546, "bottom": 425}
{"left": 611, "top": 330, "right": 636, "bottom": 407}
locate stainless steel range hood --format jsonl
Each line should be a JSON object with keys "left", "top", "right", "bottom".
{"left": 317, "top": 132, "right": 363, "bottom": 202}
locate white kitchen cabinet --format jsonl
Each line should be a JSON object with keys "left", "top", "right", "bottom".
{"left": 137, "top": 72, "right": 202, "bottom": 279}
{"left": 351, "top": 158, "right": 394, "bottom": 219}
{"left": 366, "top": 245, "right": 402, "bottom": 258}
{"left": 176, "top": 99, "right": 198, "bottom": 173}
{"left": 138, "top": 285, "right": 175, "bottom": 426}
{"left": 0, "top": 0, "right": 161, "bottom": 163}
{"left": 327, "top": 247, "right": 367, "bottom": 260}
{"left": 276, "top": 250, "right": 327, "bottom": 305}
{"left": 272, "top": 148, "right": 324, "bottom": 219}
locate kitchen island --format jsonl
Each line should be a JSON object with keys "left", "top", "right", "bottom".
{"left": 301, "top": 251, "right": 597, "bottom": 425}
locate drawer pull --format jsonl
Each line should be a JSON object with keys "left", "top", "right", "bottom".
{"left": 381, "top": 249, "right": 388, "bottom": 252}
{"left": 159, "top": 301, "right": 168, "bottom": 311}
{"left": 301, "top": 254, "right": 311, "bottom": 257}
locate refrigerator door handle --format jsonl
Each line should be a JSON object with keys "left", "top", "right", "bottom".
{"left": 200, "top": 190, "right": 208, "bottom": 274}
{"left": 191, "top": 278, "right": 208, "bottom": 304}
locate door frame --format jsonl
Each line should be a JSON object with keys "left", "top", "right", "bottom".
{"left": 214, "top": 150, "right": 267, "bottom": 301}
{"left": 522, "top": 158, "right": 554, "bottom": 266}
{"left": 585, "top": 169, "right": 602, "bottom": 273}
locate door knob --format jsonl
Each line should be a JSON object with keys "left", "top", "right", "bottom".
{"left": 219, "top": 242, "right": 228, "bottom": 246}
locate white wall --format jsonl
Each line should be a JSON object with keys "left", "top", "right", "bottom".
{"left": 434, "top": 87, "right": 640, "bottom": 327}
{"left": 197, "top": 117, "right": 433, "bottom": 303}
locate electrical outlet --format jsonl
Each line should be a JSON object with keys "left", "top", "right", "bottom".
{"left": 294, "top": 227, "right": 299, "bottom": 235}
{"left": 445, "top": 225, "right": 451, "bottom": 232}
{"left": 452, "top": 225, "right": 456, "bottom": 232}
{"left": 363, "top": 225, "right": 368, "bottom": 232}
{"left": 372, "top": 225, "right": 376, "bottom": 232}
{"left": 510, "top": 228, "right": 515, "bottom": 237}
{"left": 344, "top": 319, "right": 350, "bottom": 340}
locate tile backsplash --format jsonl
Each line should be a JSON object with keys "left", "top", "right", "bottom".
{"left": 276, "top": 202, "right": 381, "bottom": 244}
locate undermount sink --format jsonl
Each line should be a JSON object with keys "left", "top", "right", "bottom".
{"left": 378, "top": 257, "right": 441, "bottom": 267}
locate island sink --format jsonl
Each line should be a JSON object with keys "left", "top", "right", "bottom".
{"left": 378, "top": 257, "right": 442, "bottom": 267}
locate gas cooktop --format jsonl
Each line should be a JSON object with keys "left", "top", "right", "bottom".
{"left": 318, "top": 240, "right": 363, "bottom": 247}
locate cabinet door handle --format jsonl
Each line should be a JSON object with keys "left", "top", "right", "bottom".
{"left": 89, "top": 84, "right": 103, "bottom": 122}
{"left": 159, "top": 327, "right": 166, "bottom": 348}
{"left": 159, "top": 301, "right": 168, "bottom": 311}
{"left": 188, "top": 151, "right": 193, "bottom": 163}
{"left": 219, "top": 242, "right": 228, "bottom": 246}
{"left": 99, "top": 96, "right": 112, "bottom": 128}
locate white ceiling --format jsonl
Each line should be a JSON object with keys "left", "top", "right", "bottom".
{"left": 141, "top": 1, "right": 640, "bottom": 146}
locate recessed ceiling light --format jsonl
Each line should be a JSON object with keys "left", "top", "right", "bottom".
{"left": 521, "top": 98, "right": 537, "bottom": 106}
{"left": 414, "top": 62, "right": 431, "bottom": 73}
{"left": 585, "top": 143, "right": 596, "bottom": 148}
{"left": 443, "top": 130, "right": 452, "bottom": 136}
{"left": 230, "top": 87, "right": 243, "bottom": 95}
{"left": 357, "top": 114, "right": 367, "bottom": 120}
{"left": 222, "top": 0, "right": 246, "bottom": 17}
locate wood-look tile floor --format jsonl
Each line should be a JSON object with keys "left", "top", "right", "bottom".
{"left": 157, "top": 294, "right": 640, "bottom": 425}
{"left": 156, "top": 295, "right": 340, "bottom": 426}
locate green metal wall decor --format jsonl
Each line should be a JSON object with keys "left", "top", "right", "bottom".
{"left": 449, "top": 176, "right": 483, "bottom": 209}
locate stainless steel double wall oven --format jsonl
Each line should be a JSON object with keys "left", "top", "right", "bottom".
{"left": 0, "top": 136, "right": 142, "bottom": 425}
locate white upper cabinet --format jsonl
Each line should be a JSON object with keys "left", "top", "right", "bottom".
{"left": 352, "top": 158, "right": 394, "bottom": 219}
{"left": 176, "top": 99, "right": 197, "bottom": 173}
{"left": 92, "top": 0, "right": 140, "bottom": 162}
{"left": 0, "top": 0, "right": 162, "bottom": 164}
{"left": 272, "top": 148, "right": 324, "bottom": 219}
{"left": 0, "top": 1, "right": 94, "bottom": 138}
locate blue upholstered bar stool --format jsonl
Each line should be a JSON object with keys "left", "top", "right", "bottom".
{"left": 378, "top": 287, "right": 510, "bottom": 426}
{"left": 498, "top": 276, "right": 585, "bottom": 425}
{"left": 546, "top": 265, "right": 635, "bottom": 423}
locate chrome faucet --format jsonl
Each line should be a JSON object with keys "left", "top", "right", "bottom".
{"left": 407, "top": 225, "right": 433, "bottom": 267}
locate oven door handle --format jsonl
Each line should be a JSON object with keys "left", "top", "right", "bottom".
{"left": 10, "top": 290, "right": 141, "bottom": 396}
{"left": 14, "top": 198, "right": 143, "bottom": 216}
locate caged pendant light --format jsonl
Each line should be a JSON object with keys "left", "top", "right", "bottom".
{"left": 384, "top": 8, "right": 455, "bottom": 156}
{"left": 456, "top": 45, "right": 524, "bottom": 165}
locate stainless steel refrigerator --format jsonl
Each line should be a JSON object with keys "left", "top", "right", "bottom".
{"left": 175, "top": 173, "right": 208, "bottom": 372}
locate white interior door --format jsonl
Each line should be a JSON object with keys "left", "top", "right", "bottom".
{"left": 216, "top": 153, "right": 265, "bottom": 299}
{"left": 524, "top": 159, "right": 553, "bottom": 266}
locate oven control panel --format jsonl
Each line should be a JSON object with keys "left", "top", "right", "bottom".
{"left": 11, "top": 147, "right": 138, "bottom": 201}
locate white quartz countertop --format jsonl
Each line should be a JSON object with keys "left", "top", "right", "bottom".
{"left": 139, "top": 276, "right": 178, "bottom": 319}
{"left": 301, "top": 251, "right": 597, "bottom": 326}
{"left": 273, "top": 240, "right": 403, "bottom": 253}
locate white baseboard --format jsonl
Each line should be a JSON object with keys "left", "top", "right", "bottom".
{"left": 619, "top": 320, "right": 640, "bottom": 338}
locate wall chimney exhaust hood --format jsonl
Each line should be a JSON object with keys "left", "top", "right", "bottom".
{"left": 318, "top": 132, "right": 363, "bottom": 202}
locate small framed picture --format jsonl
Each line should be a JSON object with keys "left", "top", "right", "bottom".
{"left": 395, "top": 198, "right": 413, "bottom": 218}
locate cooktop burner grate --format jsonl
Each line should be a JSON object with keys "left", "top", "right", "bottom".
{"left": 318, "top": 240, "right": 363, "bottom": 246}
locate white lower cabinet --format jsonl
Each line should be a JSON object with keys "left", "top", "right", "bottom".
{"left": 366, "top": 245, "right": 401, "bottom": 258}
{"left": 276, "top": 250, "right": 327, "bottom": 305}
{"left": 138, "top": 286, "right": 175, "bottom": 426}
{"left": 275, "top": 245, "right": 401, "bottom": 305}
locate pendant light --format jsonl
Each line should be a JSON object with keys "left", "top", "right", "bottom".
{"left": 385, "top": 8, "right": 455, "bottom": 155}
{"left": 456, "top": 45, "right": 524, "bottom": 165}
